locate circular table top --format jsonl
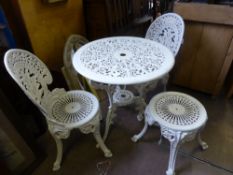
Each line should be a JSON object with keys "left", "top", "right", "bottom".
{"left": 72, "top": 36, "right": 174, "bottom": 85}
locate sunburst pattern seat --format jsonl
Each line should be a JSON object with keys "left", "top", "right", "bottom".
{"left": 132, "top": 92, "right": 208, "bottom": 175}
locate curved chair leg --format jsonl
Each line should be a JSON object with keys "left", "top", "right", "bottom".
{"left": 94, "top": 123, "right": 113, "bottom": 158}
{"left": 51, "top": 134, "right": 63, "bottom": 171}
{"left": 166, "top": 134, "right": 181, "bottom": 175}
{"left": 197, "top": 132, "right": 208, "bottom": 150}
{"left": 131, "top": 116, "right": 148, "bottom": 142}
{"left": 160, "top": 127, "right": 182, "bottom": 175}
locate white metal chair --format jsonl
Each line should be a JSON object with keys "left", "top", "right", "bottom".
{"left": 132, "top": 91, "right": 208, "bottom": 175}
{"left": 135, "top": 13, "right": 185, "bottom": 96}
{"left": 145, "top": 13, "right": 184, "bottom": 57}
{"left": 62, "top": 34, "right": 99, "bottom": 98}
{"left": 62, "top": 34, "right": 89, "bottom": 90}
{"left": 4, "top": 49, "right": 112, "bottom": 171}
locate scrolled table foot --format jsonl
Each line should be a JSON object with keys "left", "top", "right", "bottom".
{"left": 132, "top": 117, "right": 149, "bottom": 142}
{"left": 131, "top": 135, "right": 139, "bottom": 142}
{"left": 197, "top": 132, "right": 208, "bottom": 150}
{"left": 166, "top": 169, "right": 175, "bottom": 175}
{"left": 104, "top": 150, "right": 113, "bottom": 158}
{"left": 200, "top": 142, "right": 208, "bottom": 150}
{"left": 53, "top": 162, "right": 61, "bottom": 171}
{"left": 137, "top": 113, "right": 144, "bottom": 121}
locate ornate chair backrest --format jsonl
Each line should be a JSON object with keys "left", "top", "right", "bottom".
{"left": 4, "top": 49, "right": 53, "bottom": 113}
{"left": 145, "top": 13, "right": 185, "bottom": 56}
{"left": 62, "top": 34, "right": 89, "bottom": 90}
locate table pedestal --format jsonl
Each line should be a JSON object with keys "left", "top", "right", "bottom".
{"left": 90, "top": 81, "right": 146, "bottom": 140}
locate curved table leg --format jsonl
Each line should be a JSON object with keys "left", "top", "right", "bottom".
{"left": 103, "top": 104, "right": 117, "bottom": 141}
{"left": 134, "top": 96, "right": 146, "bottom": 121}
{"left": 131, "top": 116, "right": 148, "bottom": 142}
{"left": 103, "top": 85, "right": 117, "bottom": 141}
{"left": 93, "top": 122, "right": 113, "bottom": 157}
{"left": 197, "top": 132, "right": 208, "bottom": 150}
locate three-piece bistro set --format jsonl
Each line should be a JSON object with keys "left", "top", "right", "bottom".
{"left": 3, "top": 13, "right": 208, "bottom": 175}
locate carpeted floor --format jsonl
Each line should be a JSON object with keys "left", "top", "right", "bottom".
{"left": 32, "top": 85, "right": 233, "bottom": 175}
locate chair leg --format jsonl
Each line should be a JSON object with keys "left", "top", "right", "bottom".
{"left": 131, "top": 116, "right": 149, "bottom": 142}
{"left": 51, "top": 134, "right": 63, "bottom": 171}
{"left": 160, "top": 127, "right": 182, "bottom": 175}
{"left": 93, "top": 123, "right": 112, "bottom": 158}
{"left": 166, "top": 134, "right": 181, "bottom": 175}
{"left": 197, "top": 132, "right": 208, "bottom": 150}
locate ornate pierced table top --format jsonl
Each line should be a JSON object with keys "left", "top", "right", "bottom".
{"left": 73, "top": 36, "right": 174, "bottom": 85}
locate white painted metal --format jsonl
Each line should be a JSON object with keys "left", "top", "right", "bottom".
{"left": 146, "top": 13, "right": 185, "bottom": 56}
{"left": 144, "top": 12, "right": 185, "bottom": 92}
{"left": 62, "top": 34, "right": 89, "bottom": 90}
{"left": 73, "top": 36, "right": 174, "bottom": 85}
{"left": 4, "top": 49, "right": 112, "bottom": 171}
{"left": 132, "top": 91, "right": 208, "bottom": 175}
{"left": 72, "top": 36, "right": 174, "bottom": 140}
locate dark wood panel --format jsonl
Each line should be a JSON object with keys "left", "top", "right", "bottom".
{"left": 172, "top": 22, "right": 204, "bottom": 87}
{"left": 172, "top": 3, "right": 233, "bottom": 96}
{"left": 83, "top": 0, "right": 109, "bottom": 40}
{"left": 83, "top": 0, "right": 155, "bottom": 40}
{"left": 190, "top": 24, "right": 233, "bottom": 94}
{"left": 174, "top": 2, "right": 233, "bottom": 25}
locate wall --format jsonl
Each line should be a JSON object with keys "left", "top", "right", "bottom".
{"left": 18, "top": 0, "right": 85, "bottom": 71}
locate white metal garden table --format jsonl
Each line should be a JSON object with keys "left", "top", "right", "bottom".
{"left": 72, "top": 36, "right": 174, "bottom": 140}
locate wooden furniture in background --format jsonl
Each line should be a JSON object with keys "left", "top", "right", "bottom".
{"left": 83, "top": 0, "right": 156, "bottom": 40}
{"left": 226, "top": 67, "right": 233, "bottom": 98}
{"left": 171, "top": 3, "right": 233, "bottom": 96}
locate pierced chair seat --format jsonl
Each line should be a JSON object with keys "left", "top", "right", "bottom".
{"left": 4, "top": 49, "right": 112, "bottom": 172}
{"left": 133, "top": 92, "right": 208, "bottom": 175}
{"left": 149, "top": 92, "right": 207, "bottom": 131}
{"left": 50, "top": 91, "right": 99, "bottom": 127}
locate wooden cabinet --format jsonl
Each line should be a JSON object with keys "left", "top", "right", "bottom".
{"left": 172, "top": 3, "right": 233, "bottom": 96}
{"left": 83, "top": 0, "right": 155, "bottom": 40}
{"left": 83, "top": 0, "right": 108, "bottom": 40}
